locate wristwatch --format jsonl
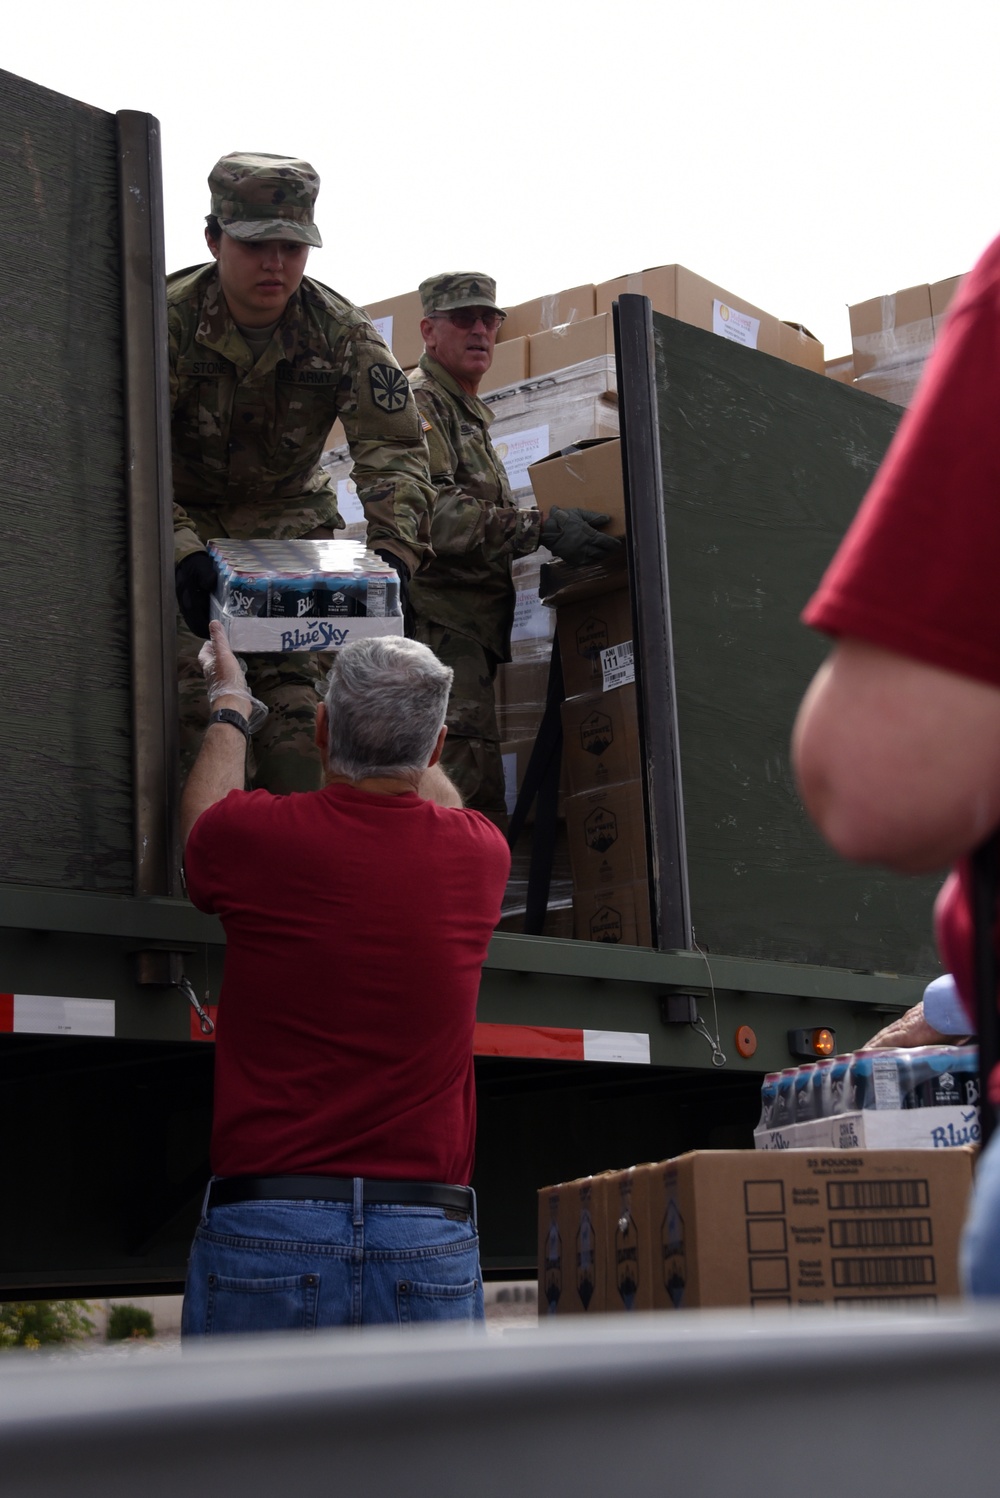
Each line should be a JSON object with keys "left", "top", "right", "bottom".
{"left": 209, "top": 708, "right": 251, "bottom": 741}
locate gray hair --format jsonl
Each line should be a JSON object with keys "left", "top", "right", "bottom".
{"left": 323, "top": 636, "right": 454, "bottom": 781}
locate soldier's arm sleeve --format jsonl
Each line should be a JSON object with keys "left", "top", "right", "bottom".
{"left": 339, "top": 331, "right": 436, "bottom": 576}
{"left": 167, "top": 306, "right": 209, "bottom": 567}
{"left": 415, "top": 388, "right": 542, "bottom": 562}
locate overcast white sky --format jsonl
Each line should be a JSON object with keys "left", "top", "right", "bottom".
{"left": 8, "top": 0, "right": 999, "bottom": 355}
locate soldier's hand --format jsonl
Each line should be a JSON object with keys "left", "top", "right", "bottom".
{"left": 374, "top": 548, "right": 411, "bottom": 619}
{"left": 176, "top": 551, "right": 219, "bottom": 639}
{"left": 539, "top": 507, "right": 622, "bottom": 569}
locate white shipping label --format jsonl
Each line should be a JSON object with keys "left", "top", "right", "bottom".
{"left": 371, "top": 313, "right": 394, "bottom": 350}
{"left": 582, "top": 1029, "right": 650, "bottom": 1065}
{"left": 511, "top": 586, "right": 554, "bottom": 643}
{"left": 713, "top": 299, "right": 760, "bottom": 350}
{"left": 336, "top": 478, "right": 365, "bottom": 525}
{"left": 13, "top": 994, "right": 115, "bottom": 1038}
{"left": 601, "top": 638, "right": 634, "bottom": 691}
{"left": 492, "top": 424, "right": 550, "bottom": 491}
{"left": 502, "top": 751, "right": 518, "bottom": 816}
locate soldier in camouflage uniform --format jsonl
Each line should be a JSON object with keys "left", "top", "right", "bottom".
{"left": 409, "top": 274, "right": 619, "bottom": 827}
{"left": 171, "top": 153, "right": 435, "bottom": 793}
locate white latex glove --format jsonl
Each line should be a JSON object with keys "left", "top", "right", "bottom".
{"left": 198, "top": 620, "right": 269, "bottom": 733}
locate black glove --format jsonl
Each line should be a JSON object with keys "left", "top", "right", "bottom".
{"left": 374, "top": 548, "right": 411, "bottom": 618}
{"left": 175, "top": 551, "right": 218, "bottom": 639}
{"left": 539, "top": 507, "right": 622, "bottom": 569}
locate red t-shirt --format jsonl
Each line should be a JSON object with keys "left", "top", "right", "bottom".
{"left": 804, "top": 233, "right": 1000, "bottom": 1054}
{"left": 184, "top": 782, "right": 511, "bottom": 1183}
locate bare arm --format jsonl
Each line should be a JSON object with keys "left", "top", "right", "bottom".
{"left": 792, "top": 637, "right": 1000, "bottom": 873}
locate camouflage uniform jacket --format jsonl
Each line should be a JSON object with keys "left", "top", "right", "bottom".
{"left": 168, "top": 264, "right": 434, "bottom": 574}
{"left": 408, "top": 354, "right": 541, "bottom": 660}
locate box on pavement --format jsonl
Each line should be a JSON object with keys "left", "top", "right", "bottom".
{"left": 500, "top": 284, "right": 596, "bottom": 343}
{"left": 528, "top": 438, "right": 627, "bottom": 540}
{"left": 364, "top": 290, "right": 425, "bottom": 373}
{"left": 539, "top": 1149, "right": 975, "bottom": 1313}
{"left": 537, "top": 1173, "right": 616, "bottom": 1316}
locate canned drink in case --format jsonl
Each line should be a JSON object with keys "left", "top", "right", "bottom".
{"left": 794, "top": 1064, "right": 816, "bottom": 1122}
{"left": 829, "top": 1055, "right": 852, "bottom": 1114}
{"left": 759, "top": 1073, "right": 780, "bottom": 1130}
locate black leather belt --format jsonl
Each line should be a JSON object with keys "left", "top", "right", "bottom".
{"left": 207, "top": 1174, "right": 473, "bottom": 1214}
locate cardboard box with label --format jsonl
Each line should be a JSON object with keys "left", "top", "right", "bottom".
{"left": 500, "top": 284, "right": 596, "bottom": 344}
{"left": 364, "top": 290, "right": 425, "bottom": 373}
{"left": 528, "top": 438, "right": 626, "bottom": 540}
{"left": 573, "top": 880, "right": 651, "bottom": 948}
{"left": 565, "top": 779, "right": 648, "bottom": 891}
{"left": 557, "top": 587, "right": 633, "bottom": 697}
{"left": 561, "top": 683, "right": 641, "bottom": 795}
{"left": 529, "top": 313, "right": 617, "bottom": 379}
{"left": 649, "top": 1149, "right": 974, "bottom": 1310}
{"left": 596, "top": 265, "right": 770, "bottom": 360}
{"left": 540, "top": 1149, "right": 975, "bottom": 1313}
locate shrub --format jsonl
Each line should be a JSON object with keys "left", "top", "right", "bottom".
{"left": 106, "top": 1303, "right": 155, "bottom": 1342}
{"left": 0, "top": 1301, "right": 95, "bottom": 1351}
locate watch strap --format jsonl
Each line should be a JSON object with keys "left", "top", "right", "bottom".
{"left": 209, "top": 708, "right": 251, "bottom": 741}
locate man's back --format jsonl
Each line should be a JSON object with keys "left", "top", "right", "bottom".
{"left": 185, "top": 782, "right": 510, "bottom": 1183}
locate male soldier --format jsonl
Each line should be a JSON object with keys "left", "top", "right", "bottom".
{"left": 408, "top": 272, "right": 619, "bottom": 826}
{"left": 170, "top": 152, "right": 435, "bottom": 793}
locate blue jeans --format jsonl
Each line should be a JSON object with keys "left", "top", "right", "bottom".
{"left": 962, "top": 1123, "right": 1000, "bottom": 1297}
{"left": 181, "top": 1178, "right": 485, "bottom": 1337}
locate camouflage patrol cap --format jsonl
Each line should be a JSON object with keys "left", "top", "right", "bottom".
{"left": 419, "top": 273, "right": 502, "bottom": 316}
{"left": 208, "top": 152, "right": 323, "bottom": 247}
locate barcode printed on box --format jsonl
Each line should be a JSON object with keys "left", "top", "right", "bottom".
{"left": 832, "top": 1256, "right": 936, "bottom": 1288}
{"left": 827, "top": 1179, "right": 930, "bottom": 1210}
{"left": 833, "top": 1295, "right": 937, "bottom": 1310}
{"left": 601, "top": 639, "right": 634, "bottom": 691}
{"left": 829, "top": 1217, "right": 933, "bottom": 1249}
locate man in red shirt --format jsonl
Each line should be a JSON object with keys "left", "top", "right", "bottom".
{"left": 792, "top": 233, "right": 1000, "bottom": 1294}
{"left": 180, "top": 622, "right": 511, "bottom": 1335}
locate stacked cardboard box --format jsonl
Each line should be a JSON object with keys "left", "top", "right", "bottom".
{"left": 594, "top": 264, "right": 824, "bottom": 375}
{"left": 848, "top": 273, "right": 965, "bottom": 405}
{"left": 363, "top": 289, "right": 424, "bottom": 373}
{"left": 538, "top": 1149, "right": 975, "bottom": 1315}
{"left": 548, "top": 551, "right": 651, "bottom": 947}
